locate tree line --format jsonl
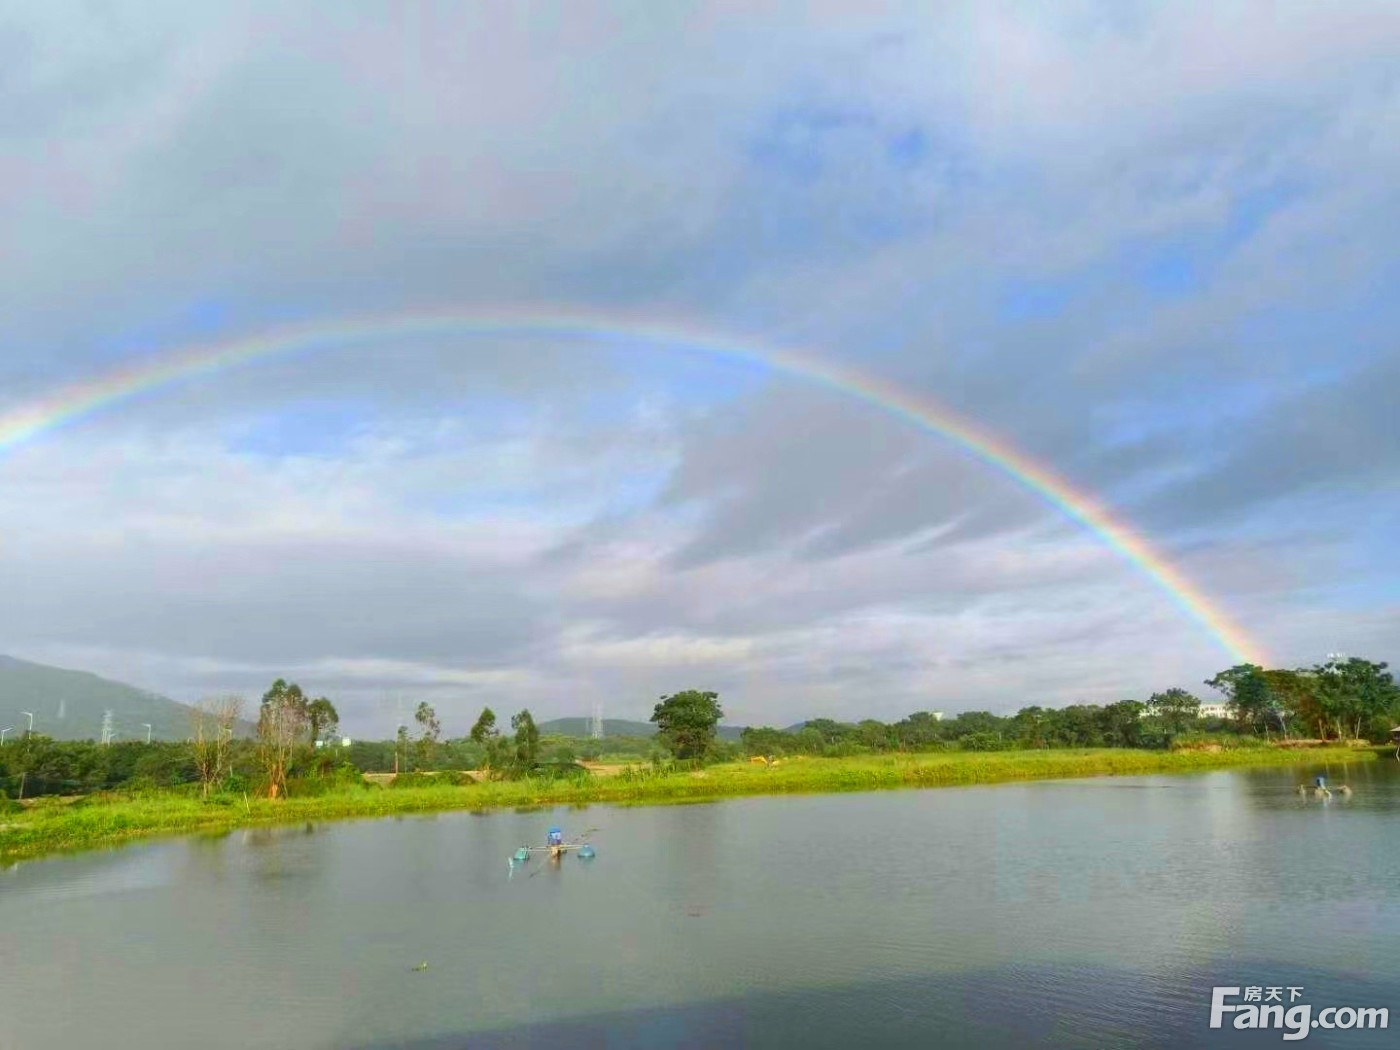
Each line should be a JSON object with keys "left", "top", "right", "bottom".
{"left": 3, "top": 659, "right": 1395, "bottom": 798}
{"left": 736, "top": 658, "right": 1400, "bottom": 760}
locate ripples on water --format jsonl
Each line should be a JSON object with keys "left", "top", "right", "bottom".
{"left": 2, "top": 760, "right": 1397, "bottom": 1048}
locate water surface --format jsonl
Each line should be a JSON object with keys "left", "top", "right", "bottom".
{"left": 2, "top": 759, "right": 1397, "bottom": 1048}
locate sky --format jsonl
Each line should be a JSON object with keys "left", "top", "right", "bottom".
{"left": 1, "top": 2, "right": 1398, "bottom": 736}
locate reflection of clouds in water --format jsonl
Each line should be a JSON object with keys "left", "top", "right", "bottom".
{"left": 2, "top": 844, "right": 180, "bottom": 905}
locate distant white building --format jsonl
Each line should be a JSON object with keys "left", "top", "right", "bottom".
{"left": 1138, "top": 702, "right": 1232, "bottom": 720}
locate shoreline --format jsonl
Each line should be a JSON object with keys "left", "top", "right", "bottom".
{"left": 0, "top": 745, "right": 1381, "bottom": 863}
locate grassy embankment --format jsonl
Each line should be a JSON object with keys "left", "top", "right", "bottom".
{"left": 0, "top": 745, "right": 1379, "bottom": 862}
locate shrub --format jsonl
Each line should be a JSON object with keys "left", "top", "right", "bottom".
{"left": 959, "top": 732, "right": 1004, "bottom": 752}
{"left": 389, "top": 772, "right": 454, "bottom": 789}
{"left": 530, "top": 762, "right": 589, "bottom": 782}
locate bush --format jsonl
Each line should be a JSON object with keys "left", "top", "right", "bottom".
{"left": 389, "top": 772, "right": 457, "bottom": 789}
{"left": 959, "top": 732, "right": 1004, "bottom": 752}
{"left": 1170, "top": 732, "right": 1270, "bottom": 751}
{"left": 287, "top": 776, "right": 337, "bottom": 797}
{"left": 529, "top": 762, "right": 589, "bottom": 782}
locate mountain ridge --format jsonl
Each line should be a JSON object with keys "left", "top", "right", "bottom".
{"left": 0, "top": 654, "right": 247, "bottom": 742}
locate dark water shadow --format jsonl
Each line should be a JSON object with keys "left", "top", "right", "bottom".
{"left": 349, "top": 963, "right": 1397, "bottom": 1050}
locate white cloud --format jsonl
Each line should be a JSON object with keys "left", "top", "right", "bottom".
{"left": 0, "top": 2, "right": 1395, "bottom": 731}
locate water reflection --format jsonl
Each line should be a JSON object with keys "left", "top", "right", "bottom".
{"left": 2, "top": 763, "right": 1398, "bottom": 1050}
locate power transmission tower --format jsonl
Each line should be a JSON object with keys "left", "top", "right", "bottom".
{"left": 100, "top": 709, "right": 115, "bottom": 746}
{"left": 590, "top": 700, "right": 604, "bottom": 740}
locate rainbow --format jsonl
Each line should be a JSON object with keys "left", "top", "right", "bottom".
{"left": 0, "top": 308, "right": 1264, "bottom": 665}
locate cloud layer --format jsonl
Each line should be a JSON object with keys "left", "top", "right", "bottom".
{"left": 2, "top": 2, "right": 1397, "bottom": 734}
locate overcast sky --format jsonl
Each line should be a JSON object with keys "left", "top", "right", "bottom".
{"left": 2, "top": 2, "right": 1397, "bottom": 735}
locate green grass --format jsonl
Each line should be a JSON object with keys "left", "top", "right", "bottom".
{"left": 0, "top": 745, "right": 1380, "bottom": 862}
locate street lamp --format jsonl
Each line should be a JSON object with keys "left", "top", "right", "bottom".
{"left": 0, "top": 728, "right": 11, "bottom": 745}
{"left": 20, "top": 712, "right": 34, "bottom": 736}
{"left": 142, "top": 723, "right": 153, "bottom": 744}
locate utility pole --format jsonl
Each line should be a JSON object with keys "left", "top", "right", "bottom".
{"left": 143, "top": 723, "right": 153, "bottom": 744}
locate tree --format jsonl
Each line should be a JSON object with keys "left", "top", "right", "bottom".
{"left": 804, "top": 719, "right": 852, "bottom": 747}
{"left": 469, "top": 707, "right": 497, "bottom": 745}
{"left": 510, "top": 709, "right": 539, "bottom": 771}
{"left": 1264, "top": 669, "right": 1321, "bottom": 738}
{"left": 856, "top": 719, "right": 894, "bottom": 751}
{"left": 1206, "top": 665, "right": 1274, "bottom": 734}
{"left": 650, "top": 690, "right": 723, "bottom": 761}
{"left": 1147, "top": 688, "right": 1201, "bottom": 738}
{"left": 945, "top": 711, "right": 1006, "bottom": 740}
{"left": 892, "top": 711, "right": 945, "bottom": 751}
{"left": 1311, "top": 657, "right": 1400, "bottom": 741}
{"left": 469, "top": 707, "right": 505, "bottom": 774}
{"left": 1013, "top": 706, "right": 1049, "bottom": 748}
{"left": 741, "top": 726, "right": 789, "bottom": 759}
{"left": 257, "top": 679, "right": 308, "bottom": 799}
{"left": 1058, "top": 705, "right": 1108, "bottom": 747}
{"left": 306, "top": 697, "right": 339, "bottom": 746}
{"left": 191, "top": 697, "right": 242, "bottom": 799}
{"left": 1101, "top": 700, "right": 1145, "bottom": 748}
{"left": 414, "top": 701, "right": 441, "bottom": 768}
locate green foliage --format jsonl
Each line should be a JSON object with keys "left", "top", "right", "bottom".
{"left": 1206, "top": 665, "right": 1275, "bottom": 733}
{"left": 306, "top": 697, "right": 339, "bottom": 745}
{"left": 257, "top": 679, "right": 309, "bottom": 797}
{"left": 469, "top": 708, "right": 497, "bottom": 745}
{"left": 528, "top": 761, "right": 590, "bottom": 782}
{"left": 741, "top": 726, "right": 789, "bottom": 757}
{"left": 510, "top": 709, "right": 540, "bottom": 772}
{"left": 1147, "top": 688, "right": 1202, "bottom": 740}
{"left": 1168, "top": 731, "right": 1270, "bottom": 751}
{"left": 389, "top": 772, "right": 446, "bottom": 789}
{"left": 414, "top": 701, "right": 441, "bottom": 768}
{"left": 959, "top": 732, "right": 1003, "bottom": 752}
{"left": 651, "top": 690, "right": 723, "bottom": 761}
{"left": 1310, "top": 657, "right": 1399, "bottom": 741}
{"left": 1208, "top": 658, "right": 1399, "bottom": 742}
{"left": 2, "top": 746, "right": 1377, "bottom": 863}
{"left": 0, "top": 737, "right": 198, "bottom": 797}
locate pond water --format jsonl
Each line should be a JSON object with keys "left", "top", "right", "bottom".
{"left": 2, "top": 759, "right": 1399, "bottom": 1049}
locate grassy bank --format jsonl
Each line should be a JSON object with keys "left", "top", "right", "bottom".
{"left": 0, "top": 745, "right": 1379, "bottom": 862}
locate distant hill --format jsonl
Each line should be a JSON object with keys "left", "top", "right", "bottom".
{"left": 0, "top": 655, "right": 249, "bottom": 742}
{"left": 538, "top": 717, "right": 746, "bottom": 742}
